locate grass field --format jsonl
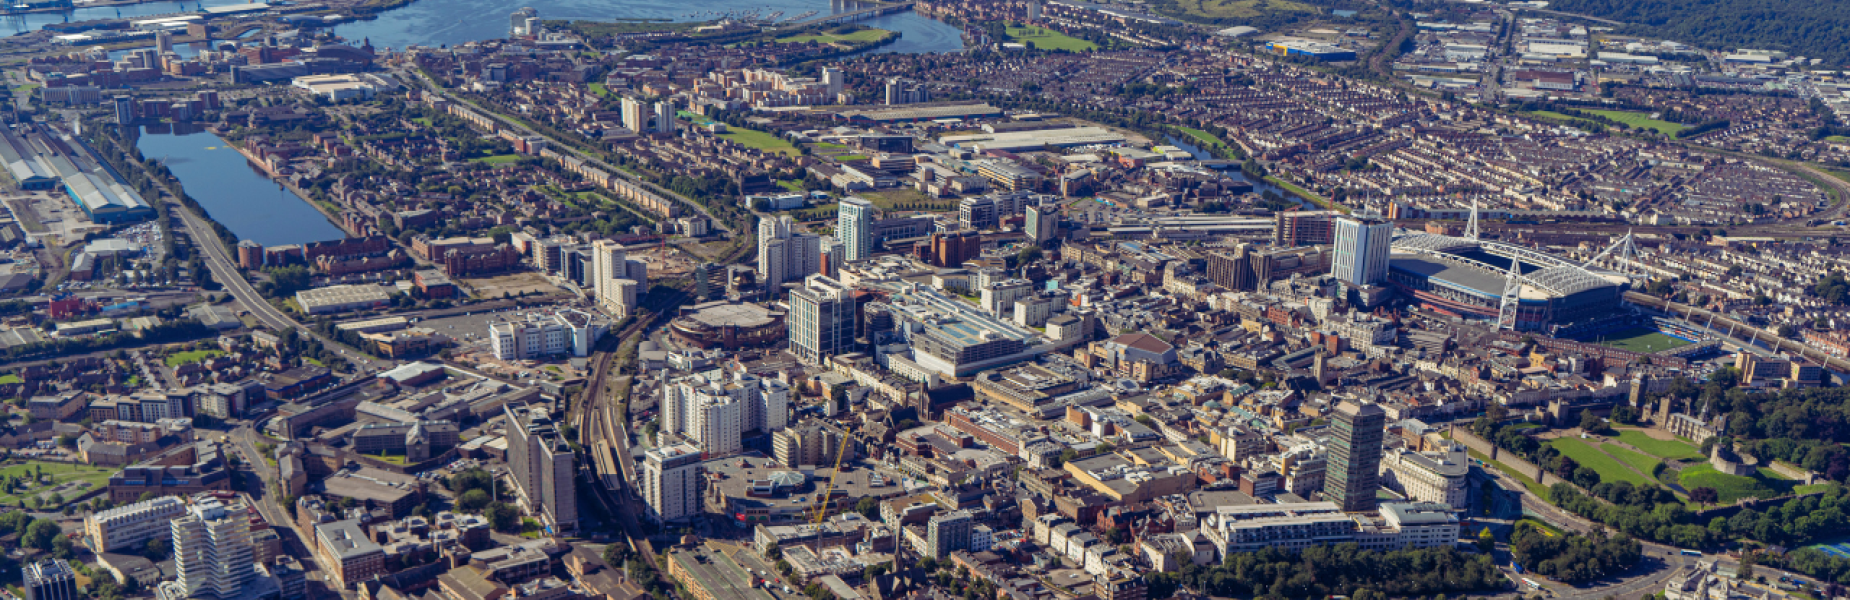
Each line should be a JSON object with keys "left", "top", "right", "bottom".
{"left": 1678, "top": 463, "right": 1798, "bottom": 503}
{"left": 0, "top": 460, "right": 116, "bottom": 508}
{"left": 1604, "top": 444, "right": 1663, "bottom": 479}
{"left": 1004, "top": 25, "right": 1097, "bottom": 51}
{"left": 1549, "top": 437, "right": 1650, "bottom": 485}
{"left": 164, "top": 349, "right": 225, "bottom": 367}
{"left": 1824, "top": 135, "right": 1850, "bottom": 144}
{"left": 1582, "top": 109, "right": 1687, "bottom": 135}
{"left": 469, "top": 154, "right": 523, "bottom": 164}
{"left": 1265, "top": 176, "right": 1350, "bottom": 213}
{"left": 1589, "top": 327, "right": 1692, "bottom": 353}
{"left": 0, "top": 374, "right": 20, "bottom": 384}
{"left": 778, "top": 28, "right": 895, "bottom": 45}
{"left": 1612, "top": 429, "right": 1703, "bottom": 460}
{"left": 588, "top": 82, "right": 612, "bottom": 97}
{"left": 363, "top": 452, "right": 408, "bottom": 465}
{"left": 1174, "top": 126, "right": 1233, "bottom": 152}
{"left": 717, "top": 128, "right": 798, "bottom": 156}
{"left": 1171, "top": 0, "right": 1317, "bottom": 19}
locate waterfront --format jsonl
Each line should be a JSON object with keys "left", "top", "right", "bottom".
{"left": 330, "top": 0, "right": 962, "bottom": 54}
{"left": 1, "top": 0, "right": 250, "bottom": 34}
{"left": 134, "top": 124, "right": 346, "bottom": 248}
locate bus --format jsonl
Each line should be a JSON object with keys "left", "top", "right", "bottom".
{"left": 1681, "top": 550, "right": 1702, "bottom": 556}
{"left": 1522, "top": 578, "right": 1542, "bottom": 590}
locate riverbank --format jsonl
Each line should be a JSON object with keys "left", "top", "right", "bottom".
{"left": 221, "top": 136, "right": 358, "bottom": 239}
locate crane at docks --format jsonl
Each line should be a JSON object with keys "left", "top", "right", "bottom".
{"left": 808, "top": 432, "right": 854, "bottom": 524}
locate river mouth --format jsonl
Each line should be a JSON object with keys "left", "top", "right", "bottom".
{"left": 135, "top": 123, "right": 347, "bottom": 248}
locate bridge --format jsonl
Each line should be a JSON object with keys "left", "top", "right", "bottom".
{"left": 793, "top": 1, "right": 914, "bottom": 26}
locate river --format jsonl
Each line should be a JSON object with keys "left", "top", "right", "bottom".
{"left": 329, "top": 0, "right": 964, "bottom": 53}
{"left": 135, "top": 124, "right": 347, "bottom": 247}
{"left": 2, "top": 0, "right": 250, "bottom": 34}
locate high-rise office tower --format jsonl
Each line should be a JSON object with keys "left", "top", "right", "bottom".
{"left": 171, "top": 497, "right": 256, "bottom": 600}
{"left": 1324, "top": 401, "right": 1386, "bottom": 512}
{"left": 758, "top": 215, "right": 822, "bottom": 294}
{"left": 505, "top": 404, "right": 578, "bottom": 531}
{"left": 1026, "top": 203, "right": 1058, "bottom": 243}
{"left": 642, "top": 443, "right": 702, "bottom": 524}
{"left": 1333, "top": 216, "right": 1392, "bottom": 287}
{"left": 838, "top": 197, "right": 874, "bottom": 262}
{"left": 1275, "top": 210, "right": 1340, "bottom": 246}
{"left": 24, "top": 560, "right": 78, "bottom": 600}
{"left": 788, "top": 275, "right": 855, "bottom": 364}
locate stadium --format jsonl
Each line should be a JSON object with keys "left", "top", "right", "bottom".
{"left": 1387, "top": 233, "right": 1628, "bottom": 333}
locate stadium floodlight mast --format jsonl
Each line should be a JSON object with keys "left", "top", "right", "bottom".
{"left": 1497, "top": 258, "right": 1523, "bottom": 331}
{"left": 1464, "top": 196, "right": 1480, "bottom": 241}
{"left": 1583, "top": 229, "right": 1644, "bottom": 280}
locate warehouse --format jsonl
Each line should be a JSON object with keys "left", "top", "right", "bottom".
{"left": 0, "top": 128, "right": 59, "bottom": 190}
{"left": 1262, "top": 39, "right": 1357, "bottom": 61}
{"left": 939, "top": 126, "right": 1126, "bottom": 152}
{"left": 836, "top": 103, "right": 1004, "bottom": 123}
{"left": 296, "top": 284, "right": 393, "bottom": 315}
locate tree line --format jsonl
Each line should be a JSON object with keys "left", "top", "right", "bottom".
{"left": 1509, "top": 523, "right": 1641, "bottom": 583}
{"left": 1143, "top": 544, "right": 1507, "bottom": 598}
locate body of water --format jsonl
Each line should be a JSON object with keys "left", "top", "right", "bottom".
{"left": 135, "top": 124, "right": 347, "bottom": 247}
{"left": 3, "top": 0, "right": 250, "bottom": 34}
{"left": 329, "top": 0, "right": 962, "bottom": 53}
{"left": 1165, "top": 136, "right": 1288, "bottom": 199}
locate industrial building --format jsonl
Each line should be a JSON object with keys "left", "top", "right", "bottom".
{"left": 940, "top": 126, "right": 1127, "bottom": 152}
{"left": 0, "top": 124, "right": 154, "bottom": 224}
{"left": 1263, "top": 39, "right": 1358, "bottom": 61}
{"left": 295, "top": 284, "right": 393, "bottom": 315}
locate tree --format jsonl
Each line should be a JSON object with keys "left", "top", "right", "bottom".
{"left": 23, "top": 518, "right": 59, "bottom": 550}
{"left": 1477, "top": 527, "right": 1495, "bottom": 553}
{"left": 854, "top": 496, "right": 881, "bottom": 520}
{"left": 1689, "top": 487, "right": 1719, "bottom": 507}
{"left": 144, "top": 538, "right": 171, "bottom": 561}
{"left": 457, "top": 489, "right": 493, "bottom": 512}
{"left": 1579, "top": 409, "right": 1609, "bottom": 435}
{"left": 483, "top": 502, "right": 519, "bottom": 531}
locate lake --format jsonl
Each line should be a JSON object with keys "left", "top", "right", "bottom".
{"left": 135, "top": 124, "right": 347, "bottom": 247}
{"left": 329, "top": 0, "right": 965, "bottom": 53}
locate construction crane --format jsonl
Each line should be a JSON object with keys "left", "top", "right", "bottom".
{"left": 808, "top": 432, "right": 854, "bottom": 524}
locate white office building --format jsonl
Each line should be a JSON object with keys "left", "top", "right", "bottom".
{"left": 171, "top": 497, "right": 257, "bottom": 600}
{"left": 642, "top": 443, "right": 702, "bottom": 524}
{"left": 1379, "top": 445, "right": 1471, "bottom": 509}
{"left": 788, "top": 275, "right": 855, "bottom": 364}
{"left": 838, "top": 197, "right": 874, "bottom": 262}
{"left": 489, "top": 318, "right": 569, "bottom": 360}
{"left": 1333, "top": 217, "right": 1391, "bottom": 286}
{"left": 85, "top": 496, "right": 187, "bottom": 553}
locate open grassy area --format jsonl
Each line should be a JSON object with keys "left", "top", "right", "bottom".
{"left": 1170, "top": 0, "right": 1318, "bottom": 19}
{"left": 1264, "top": 176, "right": 1350, "bottom": 213}
{"left": 1549, "top": 437, "right": 1650, "bottom": 485}
{"left": 778, "top": 28, "right": 895, "bottom": 45}
{"left": 1612, "top": 429, "right": 1704, "bottom": 460}
{"left": 1588, "top": 327, "right": 1692, "bottom": 353}
{"left": 469, "top": 154, "right": 523, "bottom": 165}
{"left": 717, "top": 128, "right": 798, "bottom": 156}
{"left": 0, "top": 460, "right": 116, "bottom": 508}
{"left": 1603, "top": 444, "right": 1663, "bottom": 479}
{"left": 1678, "top": 463, "right": 1799, "bottom": 503}
{"left": 0, "top": 374, "right": 20, "bottom": 384}
{"left": 164, "top": 349, "right": 225, "bottom": 367}
{"left": 776, "top": 180, "right": 805, "bottom": 193}
{"left": 588, "top": 82, "right": 612, "bottom": 97}
{"left": 1174, "top": 126, "right": 1231, "bottom": 151}
{"left": 363, "top": 452, "right": 409, "bottom": 466}
{"left": 1582, "top": 109, "right": 1687, "bottom": 135}
{"left": 1004, "top": 25, "right": 1097, "bottom": 51}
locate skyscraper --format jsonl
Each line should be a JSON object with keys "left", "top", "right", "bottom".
{"left": 24, "top": 560, "right": 78, "bottom": 600}
{"left": 838, "top": 197, "right": 874, "bottom": 262}
{"left": 643, "top": 443, "right": 702, "bottom": 524}
{"left": 1333, "top": 217, "right": 1391, "bottom": 287}
{"left": 592, "top": 240, "right": 640, "bottom": 317}
{"left": 505, "top": 404, "right": 578, "bottom": 532}
{"left": 661, "top": 369, "right": 787, "bottom": 455}
{"left": 1324, "top": 400, "right": 1386, "bottom": 512}
{"left": 155, "top": 30, "right": 173, "bottom": 54}
{"left": 788, "top": 274, "right": 855, "bottom": 364}
{"left": 621, "top": 97, "right": 655, "bottom": 134}
{"left": 822, "top": 67, "right": 844, "bottom": 99}
{"left": 113, "top": 96, "right": 134, "bottom": 125}
{"left": 758, "top": 215, "right": 821, "bottom": 294}
{"left": 1026, "top": 203, "right": 1058, "bottom": 243}
{"left": 171, "top": 497, "right": 256, "bottom": 600}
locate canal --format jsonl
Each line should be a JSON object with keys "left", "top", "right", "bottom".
{"left": 135, "top": 123, "right": 347, "bottom": 248}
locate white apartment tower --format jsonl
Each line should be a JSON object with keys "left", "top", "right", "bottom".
{"left": 838, "top": 197, "right": 874, "bottom": 262}
{"left": 85, "top": 496, "right": 187, "bottom": 553}
{"left": 822, "top": 67, "right": 844, "bottom": 99}
{"left": 757, "top": 215, "right": 821, "bottom": 294}
{"left": 661, "top": 369, "right": 788, "bottom": 456}
{"left": 489, "top": 317, "right": 570, "bottom": 360}
{"left": 788, "top": 274, "right": 855, "bottom": 364}
{"left": 642, "top": 443, "right": 702, "bottom": 524}
{"left": 593, "top": 240, "right": 645, "bottom": 317}
{"left": 171, "top": 497, "right": 256, "bottom": 600}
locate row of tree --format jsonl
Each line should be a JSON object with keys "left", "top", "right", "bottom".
{"left": 1142, "top": 544, "right": 1507, "bottom": 598}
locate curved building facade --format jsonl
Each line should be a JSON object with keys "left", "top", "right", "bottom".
{"left": 669, "top": 301, "right": 788, "bottom": 349}
{"left": 1387, "top": 234, "right": 1625, "bottom": 332}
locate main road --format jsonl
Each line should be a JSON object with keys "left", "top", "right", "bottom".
{"left": 227, "top": 425, "right": 343, "bottom": 600}
{"left": 1480, "top": 461, "right": 1695, "bottom": 599}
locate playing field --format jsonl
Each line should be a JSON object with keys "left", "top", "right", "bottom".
{"left": 1589, "top": 327, "right": 1691, "bottom": 353}
{"left": 0, "top": 460, "right": 115, "bottom": 508}
{"left": 1603, "top": 444, "right": 1663, "bottom": 479}
{"left": 1005, "top": 25, "right": 1098, "bottom": 51}
{"left": 1581, "top": 109, "right": 1687, "bottom": 135}
{"left": 1548, "top": 437, "right": 1650, "bottom": 485}
{"left": 777, "top": 28, "right": 895, "bottom": 45}
{"left": 717, "top": 128, "right": 798, "bottom": 156}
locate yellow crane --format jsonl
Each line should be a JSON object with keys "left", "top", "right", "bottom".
{"left": 809, "top": 432, "right": 854, "bottom": 524}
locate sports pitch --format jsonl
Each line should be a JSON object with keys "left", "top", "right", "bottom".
{"left": 1588, "top": 327, "right": 1692, "bottom": 353}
